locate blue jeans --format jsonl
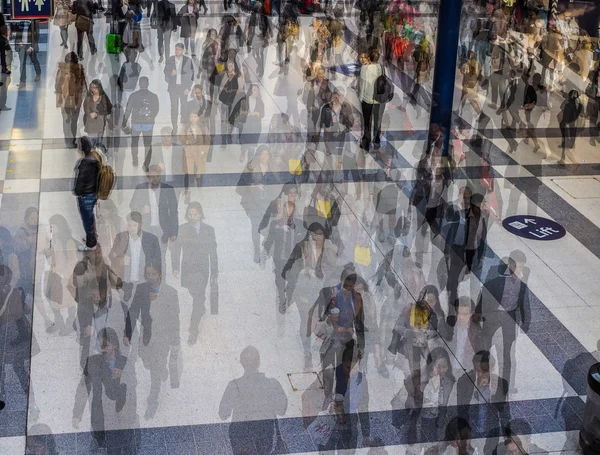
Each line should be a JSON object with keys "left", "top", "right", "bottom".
{"left": 78, "top": 193, "right": 97, "bottom": 247}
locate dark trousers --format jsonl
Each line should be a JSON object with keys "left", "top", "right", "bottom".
{"left": 77, "top": 193, "right": 98, "bottom": 247}
{"left": 186, "top": 276, "right": 208, "bottom": 335}
{"left": 157, "top": 29, "right": 172, "bottom": 58}
{"left": 59, "top": 26, "right": 69, "bottom": 45}
{"left": 361, "top": 101, "right": 383, "bottom": 144}
{"left": 17, "top": 47, "right": 41, "bottom": 83}
{"left": 168, "top": 86, "right": 188, "bottom": 132}
{"left": 559, "top": 121, "right": 577, "bottom": 148}
{"left": 77, "top": 27, "right": 97, "bottom": 58}
{"left": 131, "top": 126, "right": 153, "bottom": 168}
{"left": 61, "top": 107, "right": 81, "bottom": 145}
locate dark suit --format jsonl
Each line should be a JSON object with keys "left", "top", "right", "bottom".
{"left": 457, "top": 369, "right": 509, "bottom": 454}
{"left": 155, "top": 0, "right": 177, "bottom": 58}
{"left": 72, "top": 0, "right": 97, "bottom": 57}
{"left": 263, "top": 217, "right": 305, "bottom": 303}
{"left": 475, "top": 272, "right": 530, "bottom": 388}
{"left": 73, "top": 351, "right": 128, "bottom": 435}
{"left": 108, "top": 231, "right": 161, "bottom": 282}
{"left": 129, "top": 183, "right": 179, "bottom": 243}
{"left": 14, "top": 20, "right": 41, "bottom": 84}
{"left": 164, "top": 55, "right": 195, "bottom": 131}
{"left": 171, "top": 221, "right": 218, "bottom": 333}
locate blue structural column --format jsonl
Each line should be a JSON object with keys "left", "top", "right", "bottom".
{"left": 428, "top": 0, "right": 463, "bottom": 156}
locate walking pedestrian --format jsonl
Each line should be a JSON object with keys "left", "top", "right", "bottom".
{"left": 122, "top": 76, "right": 160, "bottom": 171}
{"left": 73, "top": 136, "right": 99, "bottom": 252}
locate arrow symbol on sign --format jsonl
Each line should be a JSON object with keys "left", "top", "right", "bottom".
{"left": 524, "top": 218, "right": 536, "bottom": 224}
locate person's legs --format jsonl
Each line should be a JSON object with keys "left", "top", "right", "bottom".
{"left": 30, "top": 51, "right": 41, "bottom": 78}
{"left": 158, "top": 30, "right": 165, "bottom": 58}
{"left": 130, "top": 128, "right": 141, "bottom": 165}
{"left": 361, "top": 101, "right": 373, "bottom": 145}
{"left": 164, "top": 30, "right": 172, "bottom": 59}
{"left": 68, "top": 107, "right": 80, "bottom": 145}
{"left": 77, "top": 29, "right": 84, "bottom": 58}
{"left": 373, "top": 102, "right": 384, "bottom": 144}
{"left": 169, "top": 89, "right": 180, "bottom": 132}
{"left": 77, "top": 194, "right": 98, "bottom": 247}
{"left": 188, "top": 277, "right": 208, "bottom": 339}
{"left": 142, "top": 128, "right": 153, "bottom": 170}
{"left": 184, "top": 38, "right": 190, "bottom": 53}
{"left": 18, "top": 47, "right": 27, "bottom": 83}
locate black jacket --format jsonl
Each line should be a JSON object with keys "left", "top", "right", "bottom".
{"left": 122, "top": 88, "right": 160, "bottom": 126}
{"left": 154, "top": 0, "right": 177, "bottom": 31}
{"left": 129, "top": 183, "right": 179, "bottom": 240}
{"left": 74, "top": 155, "right": 99, "bottom": 196}
{"left": 164, "top": 55, "right": 195, "bottom": 88}
{"left": 72, "top": 0, "right": 95, "bottom": 19}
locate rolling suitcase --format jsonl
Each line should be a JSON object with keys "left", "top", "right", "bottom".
{"left": 106, "top": 20, "right": 122, "bottom": 54}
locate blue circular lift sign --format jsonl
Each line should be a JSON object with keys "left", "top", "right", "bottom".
{"left": 502, "top": 215, "right": 566, "bottom": 241}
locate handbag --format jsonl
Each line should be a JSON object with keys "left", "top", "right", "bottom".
{"left": 289, "top": 159, "right": 302, "bottom": 175}
{"left": 354, "top": 245, "right": 371, "bottom": 266}
{"left": 45, "top": 270, "right": 64, "bottom": 306}
{"left": 317, "top": 199, "right": 332, "bottom": 219}
{"left": 75, "top": 15, "right": 92, "bottom": 32}
{"left": 219, "top": 82, "right": 236, "bottom": 106}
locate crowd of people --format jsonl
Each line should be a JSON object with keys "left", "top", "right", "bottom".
{"left": 0, "top": 0, "right": 598, "bottom": 453}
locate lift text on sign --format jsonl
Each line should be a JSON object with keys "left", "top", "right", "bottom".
{"left": 502, "top": 215, "right": 566, "bottom": 241}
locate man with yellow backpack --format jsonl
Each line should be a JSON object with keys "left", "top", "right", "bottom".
{"left": 73, "top": 137, "right": 116, "bottom": 252}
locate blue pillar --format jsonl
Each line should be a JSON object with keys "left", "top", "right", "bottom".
{"left": 428, "top": 0, "right": 463, "bottom": 156}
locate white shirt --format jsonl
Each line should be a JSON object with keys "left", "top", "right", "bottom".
{"left": 149, "top": 187, "right": 160, "bottom": 227}
{"left": 359, "top": 63, "right": 383, "bottom": 104}
{"left": 175, "top": 56, "right": 183, "bottom": 86}
{"left": 128, "top": 235, "right": 143, "bottom": 282}
{"left": 249, "top": 97, "right": 256, "bottom": 114}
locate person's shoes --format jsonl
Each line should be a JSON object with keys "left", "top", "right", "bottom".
{"left": 253, "top": 251, "right": 260, "bottom": 264}
{"left": 17, "top": 83, "right": 26, "bottom": 89}
{"left": 158, "top": 56, "right": 164, "bottom": 63}
{"left": 557, "top": 159, "right": 567, "bottom": 166}
{"left": 0, "top": 106, "right": 11, "bottom": 111}
{"left": 377, "top": 229, "right": 385, "bottom": 243}
{"left": 77, "top": 244, "right": 97, "bottom": 252}
{"left": 144, "top": 403, "right": 157, "bottom": 420}
{"left": 415, "top": 261, "right": 422, "bottom": 269}
{"left": 402, "top": 246, "right": 411, "bottom": 257}
{"left": 132, "top": 158, "right": 138, "bottom": 167}
{"left": 377, "top": 365, "right": 390, "bottom": 378}
{"left": 185, "top": 50, "right": 189, "bottom": 55}
{"left": 1, "top": 69, "right": 10, "bottom": 75}
{"left": 46, "top": 323, "right": 59, "bottom": 334}
{"left": 116, "top": 384, "right": 127, "bottom": 413}
{"left": 34, "top": 76, "right": 40, "bottom": 82}
{"left": 188, "top": 330, "right": 198, "bottom": 346}
{"left": 446, "top": 315, "right": 456, "bottom": 327}
{"left": 532, "top": 145, "right": 540, "bottom": 154}
{"left": 142, "top": 164, "right": 149, "bottom": 173}
{"left": 278, "top": 296, "right": 288, "bottom": 314}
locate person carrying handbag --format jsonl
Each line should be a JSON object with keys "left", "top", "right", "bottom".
{"left": 54, "top": 0, "right": 74, "bottom": 48}
{"left": 72, "top": 0, "right": 97, "bottom": 60}
{"left": 218, "top": 64, "right": 239, "bottom": 146}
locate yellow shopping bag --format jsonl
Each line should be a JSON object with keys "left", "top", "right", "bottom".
{"left": 354, "top": 245, "right": 371, "bottom": 266}
{"left": 289, "top": 159, "right": 302, "bottom": 175}
{"left": 317, "top": 199, "right": 332, "bottom": 219}
{"left": 216, "top": 62, "right": 225, "bottom": 73}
